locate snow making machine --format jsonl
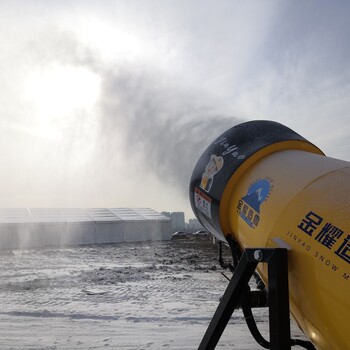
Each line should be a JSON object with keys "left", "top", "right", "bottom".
{"left": 189, "top": 120, "right": 350, "bottom": 350}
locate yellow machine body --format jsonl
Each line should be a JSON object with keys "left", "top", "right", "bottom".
{"left": 221, "top": 149, "right": 350, "bottom": 350}
{"left": 190, "top": 121, "right": 350, "bottom": 350}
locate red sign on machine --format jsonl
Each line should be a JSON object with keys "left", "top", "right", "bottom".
{"left": 194, "top": 188, "right": 212, "bottom": 219}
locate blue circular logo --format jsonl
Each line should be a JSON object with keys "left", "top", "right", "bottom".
{"left": 247, "top": 179, "right": 271, "bottom": 203}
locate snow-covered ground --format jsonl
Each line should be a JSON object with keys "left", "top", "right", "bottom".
{"left": 0, "top": 237, "right": 307, "bottom": 349}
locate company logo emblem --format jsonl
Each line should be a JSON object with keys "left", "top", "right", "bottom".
{"left": 237, "top": 178, "right": 273, "bottom": 228}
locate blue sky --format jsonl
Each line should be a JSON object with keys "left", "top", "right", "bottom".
{"left": 0, "top": 1, "right": 349, "bottom": 219}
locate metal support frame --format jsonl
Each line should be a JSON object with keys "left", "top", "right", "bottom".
{"left": 198, "top": 248, "right": 291, "bottom": 350}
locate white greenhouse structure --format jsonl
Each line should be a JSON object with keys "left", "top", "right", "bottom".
{"left": 0, "top": 208, "right": 172, "bottom": 250}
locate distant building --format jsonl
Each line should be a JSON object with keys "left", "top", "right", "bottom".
{"left": 170, "top": 212, "right": 185, "bottom": 231}
{"left": 161, "top": 211, "right": 187, "bottom": 232}
{"left": 161, "top": 211, "right": 204, "bottom": 232}
{"left": 188, "top": 218, "right": 203, "bottom": 231}
{"left": 0, "top": 208, "right": 172, "bottom": 250}
{"left": 161, "top": 211, "right": 171, "bottom": 219}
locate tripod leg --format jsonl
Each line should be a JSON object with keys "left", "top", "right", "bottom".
{"left": 198, "top": 251, "right": 258, "bottom": 350}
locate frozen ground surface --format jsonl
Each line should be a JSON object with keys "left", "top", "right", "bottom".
{"left": 0, "top": 237, "right": 308, "bottom": 349}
